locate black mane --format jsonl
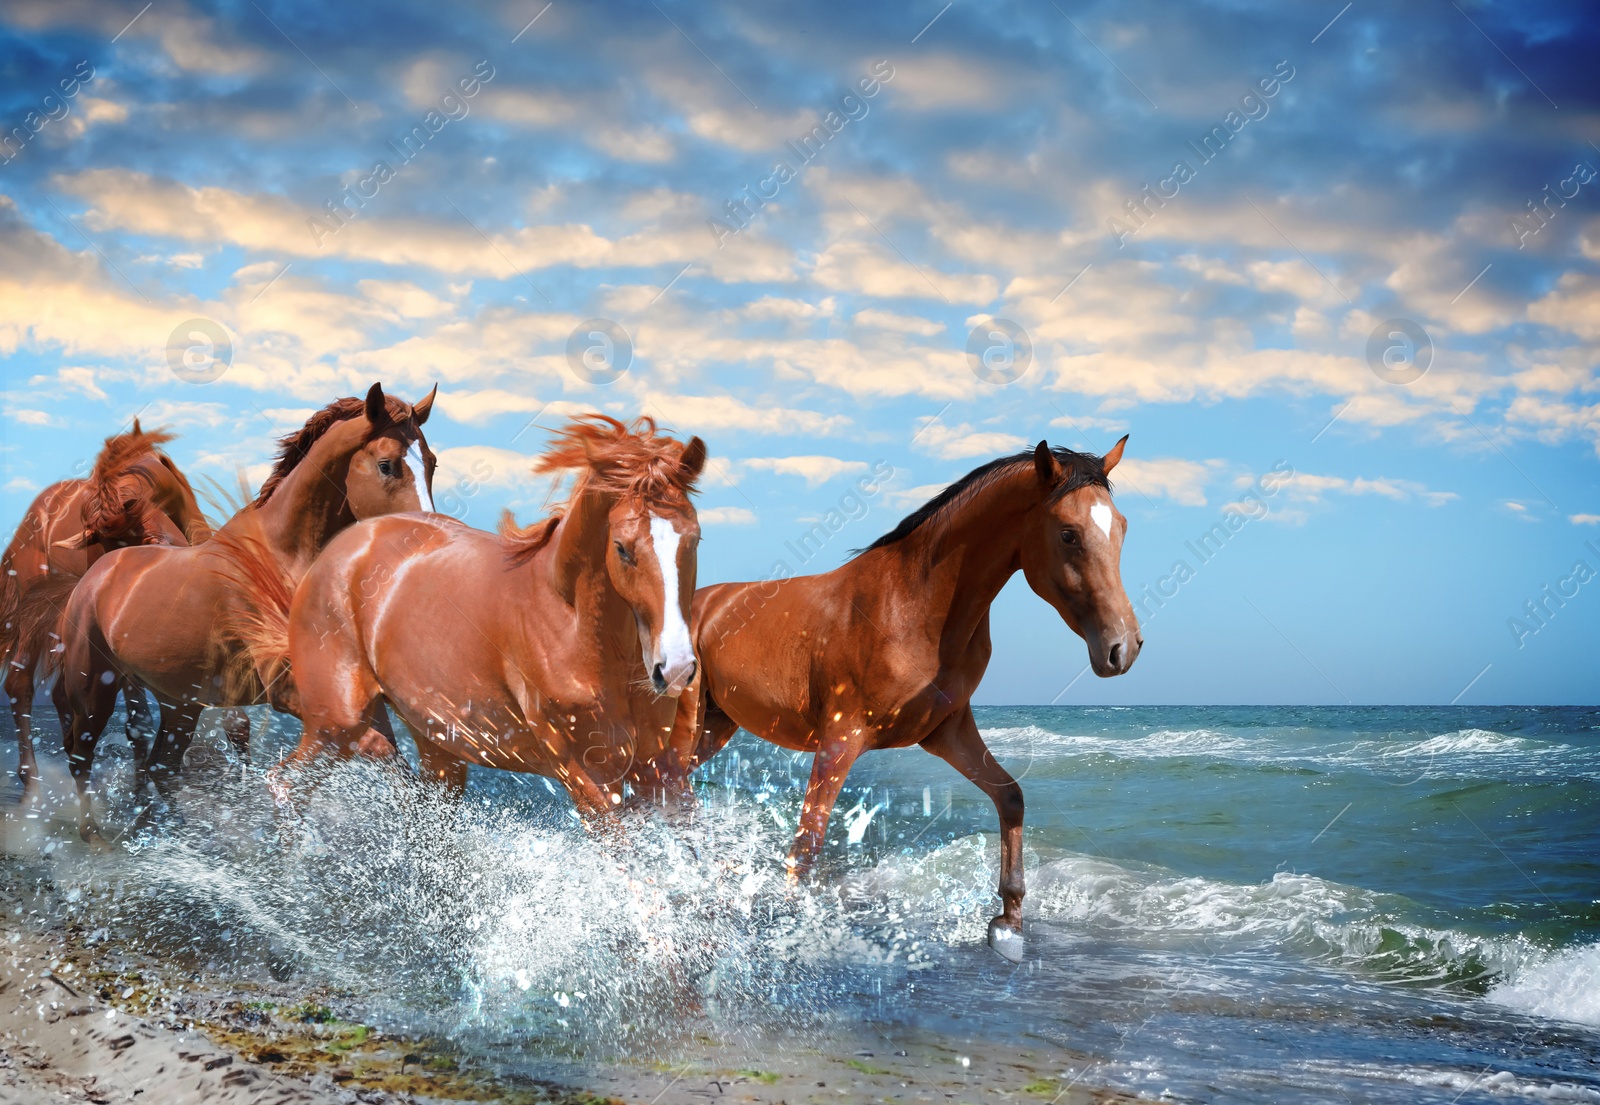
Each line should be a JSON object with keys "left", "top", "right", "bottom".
{"left": 858, "top": 445, "right": 1109, "bottom": 555}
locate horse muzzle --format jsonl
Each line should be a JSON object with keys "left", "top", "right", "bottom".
{"left": 1090, "top": 628, "right": 1142, "bottom": 677}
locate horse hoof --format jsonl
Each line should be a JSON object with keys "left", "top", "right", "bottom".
{"left": 987, "top": 918, "right": 1024, "bottom": 963}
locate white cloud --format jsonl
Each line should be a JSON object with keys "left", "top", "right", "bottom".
{"left": 1272, "top": 471, "right": 1458, "bottom": 506}
{"left": 851, "top": 308, "right": 945, "bottom": 336}
{"left": 741, "top": 456, "right": 868, "bottom": 487}
{"left": 1570, "top": 513, "right": 1600, "bottom": 525}
{"left": 1114, "top": 457, "right": 1221, "bottom": 507}
{"left": 699, "top": 506, "right": 758, "bottom": 525}
{"left": 912, "top": 421, "right": 1027, "bottom": 460}
{"left": 643, "top": 392, "right": 849, "bottom": 436}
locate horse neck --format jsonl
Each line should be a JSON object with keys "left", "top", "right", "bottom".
{"left": 546, "top": 478, "right": 641, "bottom": 693}
{"left": 248, "top": 424, "right": 360, "bottom": 567}
{"left": 878, "top": 465, "right": 1038, "bottom": 647}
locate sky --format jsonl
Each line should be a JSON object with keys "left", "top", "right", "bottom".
{"left": 1, "top": 0, "right": 1597, "bottom": 705}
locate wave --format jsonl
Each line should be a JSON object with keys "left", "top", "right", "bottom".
{"left": 977, "top": 724, "right": 1599, "bottom": 782}
{"left": 852, "top": 835, "right": 1592, "bottom": 1013}
{"left": 1294, "top": 1061, "right": 1600, "bottom": 1103}
{"left": 1490, "top": 941, "right": 1600, "bottom": 1028}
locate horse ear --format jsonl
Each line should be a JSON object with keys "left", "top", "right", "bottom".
{"left": 365, "top": 382, "right": 390, "bottom": 430}
{"left": 1102, "top": 434, "right": 1129, "bottom": 474}
{"left": 131, "top": 417, "right": 142, "bottom": 435}
{"left": 679, "top": 436, "right": 707, "bottom": 483}
{"left": 1033, "top": 440, "right": 1062, "bottom": 487}
{"left": 54, "top": 529, "right": 93, "bottom": 550}
{"left": 412, "top": 383, "right": 438, "bottom": 426}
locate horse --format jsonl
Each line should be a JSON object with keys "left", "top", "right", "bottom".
{"left": 669, "top": 438, "right": 1141, "bottom": 961}
{"left": 51, "top": 383, "right": 437, "bottom": 841}
{"left": 271, "top": 414, "right": 705, "bottom": 818}
{"left": 1, "top": 422, "right": 209, "bottom": 803}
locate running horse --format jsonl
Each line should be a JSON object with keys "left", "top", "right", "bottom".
{"left": 52, "top": 384, "right": 436, "bottom": 840}
{"left": 272, "top": 414, "right": 704, "bottom": 816}
{"left": 670, "top": 438, "right": 1141, "bottom": 961}
{"left": 1, "top": 422, "right": 210, "bottom": 802}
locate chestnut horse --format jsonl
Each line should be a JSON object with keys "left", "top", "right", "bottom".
{"left": 1, "top": 422, "right": 209, "bottom": 802}
{"left": 273, "top": 415, "right": 705, "bottom": 816}
{"left": 52, "top": 384, "right": 436, "bottom": 840}
{"left": 670, "top": 438, "right": 1141, "bottom": 961}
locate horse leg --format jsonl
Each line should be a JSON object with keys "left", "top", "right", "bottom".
{"left": 415, "top": 735, "right": 468, "bottom": 796}
{"left": 220, "top": 707, "right": 252, "bottom": 763}
{"left": 138, "top": 698, "right": 203, "bottom": 829}
{"left": 357, "top": 701, "right": 402, "bottom": 761}
{"left": 121, "top": 680, "right": 154, "bottom": 792}
{"left": 269, "top": 683, "right": 384, "bottom": 812}
{"left": 5, "top": 662, "right": 40, "bottom": 805}
{"left": 921, "top": 706, "right": 1027, "bottom": 962}
{"left": 57, "top": 665, "right": 119, "bottom": 845}
{"left": 788, "top": 726, "right": 870, "bottom": 883}
{"left": 695, "top": 696, "right": 739, "bottom": 770}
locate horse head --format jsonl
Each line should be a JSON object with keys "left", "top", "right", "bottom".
{"left": 346, "top": 382, "right": 438, "bottom": 518}
{"left": 535, "top": 416, "right": 706, "bottom": 697}
{"left": 1019, "top": 435, "right": 1142, "bottom": 677}
{"left": 55, "top": 421, "right": 200, "bottom": 556}
{"left": 253, "top": 382, "right": 438, "bottom": 524}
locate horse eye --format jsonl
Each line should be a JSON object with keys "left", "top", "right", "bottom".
{"left": 1061, "top": 528, "right": 1080, "bottom": 547}
{"left": 377, "top": 460, "right": 395, "bottom": 477}
{"left": 614, "top": 541, "right": 635, "bottom": 565}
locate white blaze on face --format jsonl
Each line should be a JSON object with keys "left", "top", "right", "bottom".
{"left": 1090, "top": 500, "right": 1113, "bottom": 540}
{"left": 406, "top": 439, "right": 434, "bottom": 511}
{"left": 649, "top": 515, "right": 694, "bottom": 685}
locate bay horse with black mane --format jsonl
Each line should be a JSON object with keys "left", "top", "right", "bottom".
{"left": 52, "top": 383, "right": 436, "bottom": 841}
{"left": 271, "top": 414, "right": 705, "bottom": 816}
{"left": 1, "top": 422, "right": 209, "bottom": 803}
{"left": 670, "top": 438, "right": 1140, "bottom": 960}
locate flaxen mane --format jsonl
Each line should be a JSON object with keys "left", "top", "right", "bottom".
{"left": 499, "top": 414, "right": 701, "bottom": 565}
{"left": 860, "top": 445, "right": 1109, "bottom": 554}
{"left": 253, "top": 393, "right": 417, "bottom": 507}
{"left": 80, "top": 425, "right": 179, "bottom": 547}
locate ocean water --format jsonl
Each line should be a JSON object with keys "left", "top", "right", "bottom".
{"left": 4, "top": 704, "right": 1599, "bottom": 1103}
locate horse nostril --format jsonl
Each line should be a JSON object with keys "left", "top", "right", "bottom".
{"left": 652, "top": 662, "right": 666, "bottom": 688}
{"left": 1109, "top": 643, "right": 1123, "bottom": 669}
{"left": 686, "top": 660, "right": 698, "bottom": 684}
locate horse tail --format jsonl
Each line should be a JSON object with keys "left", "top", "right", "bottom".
{"left": 19, "top": 571, "right": 81, "bottom": 683}
{"left": 209, "top": 531, "right": 297, "bottom": 706}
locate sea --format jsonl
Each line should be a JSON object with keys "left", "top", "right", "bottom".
{"left": 4, "top": 703, "right": 1599, "bottom": 1103}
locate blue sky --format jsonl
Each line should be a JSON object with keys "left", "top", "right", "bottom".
{"left": 1, "top": 0, "right": 1597, "bottom": 704}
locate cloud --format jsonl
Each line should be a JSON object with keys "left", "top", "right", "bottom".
{"left": 643, "top": 392, "right": 850, "bottom": 436}
{"left": 852, "top": 308, "right": 945, "bottom": 336}
{"left": 1267, "top": 471, "right": 1458, "bottom": 507}
{"left": 699, "top": 506, "right": 758, "bottom": 525}
{"left": 811, "top": 239, "right": 998, "bottom": 305}
{"left": 912, "top": 421, "right": 1027, "bottom": 460}
{"left": 740, "top": 456, "right": 868, "bottom": 487}
{"left": 1113, "top": 457, "right": 1220, "bottom": 507}
{"left": 1570, "top": 514, "right": 1600, "bottom": 525}
{"left": 1528, "top": 273, "right": 1600, "bottom": 341}
{"left": 432, "top": 445, "right": 541, "bottom": 490}
{"left": 55, "top": 169, "right": 796, "bottom": 283}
